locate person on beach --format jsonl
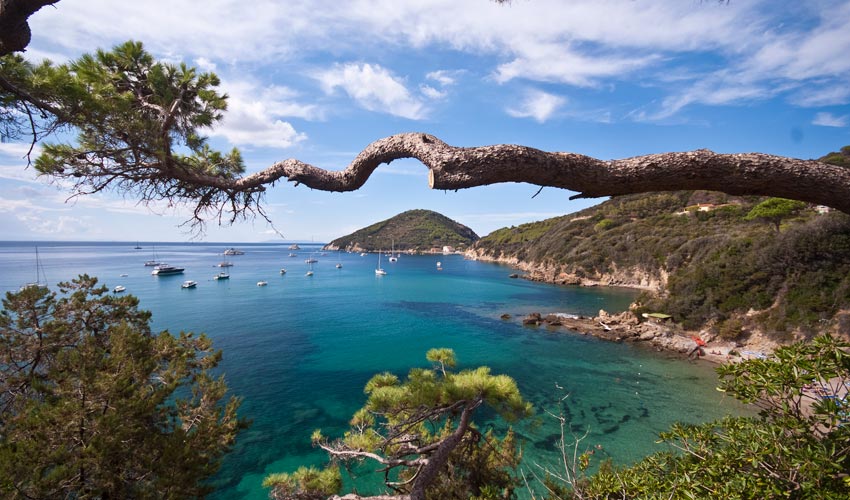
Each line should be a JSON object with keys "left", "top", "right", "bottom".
{"left": 688, "top": 336, "right": 707, "bottom": 359}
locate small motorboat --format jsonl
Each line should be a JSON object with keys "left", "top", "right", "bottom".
{"left": 181, "top": 280, "right": 197, "bottom": 289}
{"left": 257, "top": 281, "right": 268, "bottom": 286}
{"left": 113, "top": 285, "right": 126, "bottom": 293}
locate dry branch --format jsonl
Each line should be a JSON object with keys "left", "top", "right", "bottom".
{"left": 237, "top": 133, "right": 850, "bottom": 213}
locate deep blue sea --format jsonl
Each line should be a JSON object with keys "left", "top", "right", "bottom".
{"left": 0, "top": 242, "right": 745, "bottom": 498}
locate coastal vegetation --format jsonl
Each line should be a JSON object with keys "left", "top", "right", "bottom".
{"left": 264, "top": 348, "right": 531, "bottom": 500}
{"left": 0, "top": 276, "right": 247, "bottom": 498}
{"left": 325, "top": 209, "right": 479, "bottom": 253}
{"left": 547, "top": 334, "right": 850, "bottom": 499}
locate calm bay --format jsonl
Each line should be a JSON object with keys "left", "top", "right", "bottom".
{"left": 0, "top": 241, "right": 744, "bottom": 498}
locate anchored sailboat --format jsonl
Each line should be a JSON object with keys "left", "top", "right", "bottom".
{"left": 21, "top": 247, "right": 48, "bottom": 290}
{"left": 375, "top": 250, "right": 387, "bottom": 275}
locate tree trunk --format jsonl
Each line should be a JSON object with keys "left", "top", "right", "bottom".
{"left": 0, "top": 0, "right": 59, "bottom": 56}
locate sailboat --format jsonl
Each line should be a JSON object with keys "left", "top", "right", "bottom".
{"left": 336, "top": 250, "right": 343, "bottom": 269}
{"left": 217, "top": 250, "right": 234, "bottom": 268}
{"left": 306, "top": 258, "right": 314, "bottom": 276}
{"left": 375, "top": 250, "right": 387, "bottom": 275}
{"left": 21, "top": 247, "right": 48, "bottom": 290}
{"left": 144, "top": 245, "right": 162, "bottom": 266}
{"left": 388, "top": 239, "right": 398, "bottom": 262}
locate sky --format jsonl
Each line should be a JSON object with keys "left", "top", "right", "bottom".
{"left": 1, "top": 0, "right": 849, "bottom": 243}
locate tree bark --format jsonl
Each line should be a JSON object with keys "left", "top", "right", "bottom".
{"left": 244, "top": 133, "right": 850, "bottom": 214}
{"left": 0, "top": 0, "right": 59, "bottom": 56}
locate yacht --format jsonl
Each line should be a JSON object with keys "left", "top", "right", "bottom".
{"left": 113, "top": 285, "right": 126, "bottom": 293}
{"left": 213, "top": 272, "right": 230, "bottom": 280}
{"left": 375, "top": 251, "right": 387, "bottom": 275}
{"left": 288, "top": 244, "right": 300, "bottom": 250}
{"left": 217, "top": 259, "right": 234, "bottom": 267}
{"left": 151, "top": 264, "right": 185, "bottom": 276}
{"left": 304, "top": 255, "right": 318, "bottom": 264}
{"left": 224, "top": 248, "right": 245, "bottom": 256}
{"left": 181, "top": 280, "right": 197, "bottom": 289}
{"left": 21, "top": 246, "right": 48, "bottom": 290}
{"left": 257, "top": 280, "right": 268, "bottom": 286}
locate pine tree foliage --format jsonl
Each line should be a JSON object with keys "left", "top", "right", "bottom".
{"left": 1, "top": 41, "right": 253, "bottom": 231}
{"left": 265, "top": 349, "right": 532, "bottom": 500}
{"left": 0, "top": 275, "right": 247, "bottom": 498}
{"left": 578, "top": 334, "right": 850, "bottom": 499}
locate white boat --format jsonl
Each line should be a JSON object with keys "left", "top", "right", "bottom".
{"left": 336, "top": 250, "right": 343, "bottom": 269}
{"left": 224, "top": 248, "right": 245, "bottom": 256}
{"left": 436, "top": 261, "right": 442, "bottom": 271}
{"left": 120, "top": 273, "right": 128, "bottom": 277}
{"left": 181, "top": 280, "right": 197, "bottom": 289}
{"left": 375, "top": 251, "right": 387, "bottom": 275}
{"left": 144, "top": 246, "right": 161, "bottom": 267}
{"left": 217, "top": 257, "right": 233, "bottom": 267}
{"left": 360, "top": 252, "right": 367, "bottom": 257}
{"left": 304, "top": 255, "right": 318, "bottom": 264}
{"left": 151, "top": 264, "right": 185, "bottom": 276}
{"left": 280, "top": 268, "right": 287, "bottom": 274}
{"left": 21, "top": 246, "right": 48, "bottom": 290}
{"left": 289, "top": 244, "right": 300, "bottom": 250}
{"left": 257, "top": 280, "right": 268, "bottom": 286}
{"left": 306, "top": 259, "right": 314, "bottom": 276}
{"left": 288, "top": 253, "right": 298, "bottom": 257}
{"left": 213, "top": 272, "right": 230, "bottom": 280}
{"left": 389, "top": 239, "right": 398, "bottom": 262}
{"left": 113, "top": 285, "right": 126, "bottom": 293}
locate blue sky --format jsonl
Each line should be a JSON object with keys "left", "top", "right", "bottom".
{"left": 1, "top": 0, "right": 849, "bottom": 243}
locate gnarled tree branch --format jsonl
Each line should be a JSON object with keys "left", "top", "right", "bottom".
{"left": 230, "top": 133, "right": 850, "bottom": 214}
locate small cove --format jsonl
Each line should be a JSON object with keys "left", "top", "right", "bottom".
{"left": 0, "top": 242, "right": 748, "bottom": 498}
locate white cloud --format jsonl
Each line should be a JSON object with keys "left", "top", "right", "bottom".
{"left": 314, "top": 63, "right": 426, "bottom": 120}
{"left": 0, "top": 142, "right": 41, "bottom": 159}
{"left": 194, "top": 57, "right": 217, "bottom": 72}
{"left": 812, "top": 112, "right": 848, "bottom": 128}
{"left": 420, "top": 85, "right": 447, "bottom": 100}
{"left": 211, "top": 80, "right": 313, "bottom": 149}
{"left": 426, "top": 70, "right": 459, "bottom": 87}
{"left": 495, "top": 42, "right": 661, "bottom": 87}
{"left": 506, "top": 90, "right": 566, "bottom": 123}
{"left": 24, "top": 0, "right": 850, "bottom": 123}
{"left": 16, "top": 213, "right": 94, "bottom": 235}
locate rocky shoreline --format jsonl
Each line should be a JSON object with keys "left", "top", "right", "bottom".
{"left": 466, "top": 250, "right": 781, "bottom": 363}
{"left": 506, "top": 309, "right": 780, "bottom": 364}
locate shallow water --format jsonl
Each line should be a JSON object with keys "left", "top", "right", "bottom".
{"left": 0, "top": 242, "right": 744, "bottom": 498}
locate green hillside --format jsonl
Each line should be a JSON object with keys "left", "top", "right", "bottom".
{"left": 326, "top": 209, "right": 479, "bottom": 253}
{"left": 473, "top": 188, "right": 850, "bottom": 341}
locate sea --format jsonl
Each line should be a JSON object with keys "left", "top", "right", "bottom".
{"left": 0, "top": 241, "right": 746, "bottom": 498}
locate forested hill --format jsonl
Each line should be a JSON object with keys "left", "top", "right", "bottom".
{"left": 470, "top": 185, "right": 850, "bottom": 342}
{"left": 325, "top": 209, "right": 479, "bottom": 253}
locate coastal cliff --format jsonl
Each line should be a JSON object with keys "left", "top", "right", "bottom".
{"left": 465, "top": 247, "right": 667, "bottom": 291}
{"left": 468, "top": 190, "right": 850, "bottom": 350}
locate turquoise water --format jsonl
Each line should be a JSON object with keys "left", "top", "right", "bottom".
{"left": 0, "top": 242, "right": 744, "bottom": 498}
